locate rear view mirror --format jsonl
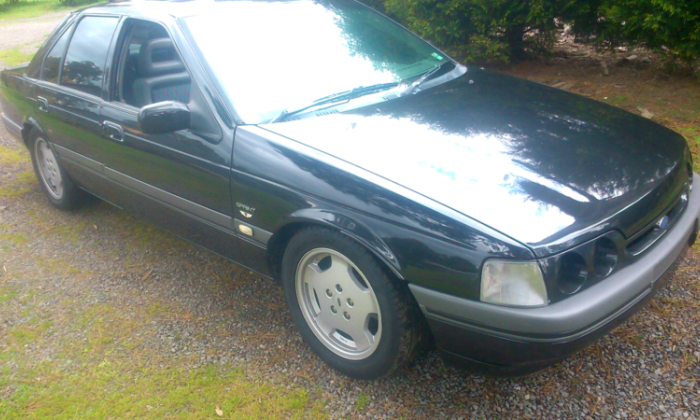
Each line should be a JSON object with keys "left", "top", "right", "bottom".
{"left": 138, "top": 101, "right": 190, "bottom": 135}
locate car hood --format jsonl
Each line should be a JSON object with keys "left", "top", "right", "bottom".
{"left": 262, "top": 70, "right": 689, "bottom": 255}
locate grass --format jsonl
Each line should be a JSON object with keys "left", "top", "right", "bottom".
{"left": 115, "top": 211, "right": 188, "bottom": 252}
{"left": 0, "top": 0, "right": 102, "bottom": 21}
{"left": 0, "top": 184, "right": 31, "bottom": 198}
{"left": 0, "top": 144, "right": 28, "bottom": 165}
{"left": 37, "top": 258, "right": 82, "bottom": 275}
{"left": 0, "top": 231, "right": 29, "bottom": 246}
{"left": 0, "top": 362, "right": 323, "bottom": 419}
{"left": 0, "top": 286, "right": 20, "bottom": 304}
{"left": 0, "top": 170, "right": 35, "bottom": 198}
{"left": 0, "top": 47, "right": 34, "bottom": 66}
{"left": 356, "top": 392, "right": 369, "bottom": 411}
{"left": 0, "top": 294, "right": 328, "bottom": 420}
{"left": 608, "top": 95, "right": 628, "bottom": 105}
{"left": 0, "top": 144, "right": 33, "bottom": 196}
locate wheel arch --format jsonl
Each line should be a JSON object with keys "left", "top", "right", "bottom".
{"left": 21, "top": 117, "right": 47, "bottom": 146}
{"left": 266, "top": 208, "right": 404, "bottom": 283}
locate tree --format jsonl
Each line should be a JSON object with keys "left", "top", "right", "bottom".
{"left": 362, "top": 0, "right": 700, "bottom": 66}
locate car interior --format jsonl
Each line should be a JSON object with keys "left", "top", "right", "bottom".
{"left": 119, "top": 21, "right": 191, "bottom": 107}
{"left": 112, "top": 19, "right": 223, "bottom": 141}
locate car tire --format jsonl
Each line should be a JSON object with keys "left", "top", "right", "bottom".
{"left": 282, "top": 227, "right": 423, "bottom": 379}
{"left": 28, "top": 131, "right": 86, "bottom": 211}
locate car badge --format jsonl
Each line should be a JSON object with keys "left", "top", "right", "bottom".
{"left": 656, "top": 215, "right": 669, "bottom": 229}
{"left": 236, "top": 202, "right": 256, "bottom": 218}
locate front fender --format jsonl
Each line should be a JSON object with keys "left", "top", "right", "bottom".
{"left": 285, "top": 207, "right": 402, "bottom": 279}
{"left": 231, "top": 125, "right": 533, "bottom": 300}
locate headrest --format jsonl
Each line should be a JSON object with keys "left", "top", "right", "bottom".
{"left": 139, "top": 38, "right": 185, "bottom": 76}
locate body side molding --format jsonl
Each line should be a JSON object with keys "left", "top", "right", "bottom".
{"left": 54, "top": 144, "right": 105, "bottom": 174}
{"left": 54, "top": 144, "right": 235, "bottom": 232}
{"left": 104, "top": 167, "right": 232, "bottom": 229}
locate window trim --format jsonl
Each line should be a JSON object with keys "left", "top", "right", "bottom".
{"left": 176, "top": 18, "right": 237, "bottom": 128}
{"left": 56, "top": 13, "right": 123, "bottom": 100}
{"left": 113, "top": 19, "right": 138, "bottom": 105}
{"left": 106, "top": 16, "right": 225, "bottom": 143}
{"left": 27, "top": 13, "right": 76, "bottom": 80}
{"left": 39, "top": 21, "right": 77, "bottom": 83}
{"left": 109, "top": 17, "right": 193, "bottom": 109}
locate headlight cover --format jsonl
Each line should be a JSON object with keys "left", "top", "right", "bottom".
{"left": 480, "top": 260, "right": 548, "bottom": 307}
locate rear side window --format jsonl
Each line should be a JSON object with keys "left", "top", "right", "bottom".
{"left": 27, "top": 14, "right": 76, "bottom": 79}
{"left": 61, "top": 16, "right": 119, "bottom": 96}
{"left": 41, "top": 26, "right": 73, "bottom": 84}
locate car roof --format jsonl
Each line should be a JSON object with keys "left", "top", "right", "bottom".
{"left": 74, "top": 0, "right": 319, "bottom": 20}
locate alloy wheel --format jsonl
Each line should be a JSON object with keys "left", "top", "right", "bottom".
{"left": 34, "top": 138, "right": 63, "bottom": 200}
{"left": 295, "top": 248, "right": 382, "bottom": 360}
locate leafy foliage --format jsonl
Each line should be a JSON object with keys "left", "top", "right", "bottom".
{"left": 361, "top": 0, "right": 700, "bottom": 65}
{"left": 379, "top": 0, "right": 558, "bottom": 62}
{"left": 565, "top": 0, "right": 700, "bottom": 63}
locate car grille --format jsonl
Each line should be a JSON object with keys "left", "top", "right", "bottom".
{"left": 626, "top": 189, "right": 689, "bottom": 255}
{"left": 541, "top": 185, "right": 692, "bottom": 303}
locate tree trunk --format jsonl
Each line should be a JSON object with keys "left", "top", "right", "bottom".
{"left": 506, "top": 24, "right": 526, "bottom": 60}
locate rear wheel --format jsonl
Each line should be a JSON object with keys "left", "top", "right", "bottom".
{"left": 29, "top": 131, "right": 86, "bottom": 210}
{"left": 282, "top": 227, "right": 422, "bottom": 379}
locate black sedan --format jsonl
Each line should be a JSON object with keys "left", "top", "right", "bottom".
{"left": 1, "top": 0, "right": 698, "bottom": 379}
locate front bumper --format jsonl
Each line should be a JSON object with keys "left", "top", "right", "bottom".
{"left": 410, "top": 173, "right": 700, "bottom": 376}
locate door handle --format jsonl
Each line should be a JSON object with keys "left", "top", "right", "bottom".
{"left": 103, "top": 121, "right": 124, "bottom": 142}
{"left": 37, "top": 96, "right": 49, "bottom": 113}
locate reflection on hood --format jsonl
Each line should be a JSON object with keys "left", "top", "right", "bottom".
{"left": 266, "top": 71, "right": 686, "bottom": 247}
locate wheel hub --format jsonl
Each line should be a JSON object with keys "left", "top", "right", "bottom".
{"left": 34, "top": 138, "right": 63, "bottom": 200}
{"left": 295, "top": 248, "right": 382, "bottom": 360}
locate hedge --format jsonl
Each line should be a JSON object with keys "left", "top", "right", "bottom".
{"left": 361, "top": 0, "right": 700, "bottom": 65}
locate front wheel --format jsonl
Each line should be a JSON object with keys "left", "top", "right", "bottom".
{"left": 282, "top": 227, "right": 423, "bottom": 379}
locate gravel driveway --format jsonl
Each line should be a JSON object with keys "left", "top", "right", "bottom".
{"left": 1, "top": 13, "right": 699, "bottom": 420}
{"left": 0, "top": 12, "right": 67, "bottom": 70}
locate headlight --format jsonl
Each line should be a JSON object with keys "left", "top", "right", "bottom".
{"left": 480, "top": 260, "right": 548, "bottom": 307}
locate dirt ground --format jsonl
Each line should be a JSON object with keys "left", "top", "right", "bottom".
{"left": 1, "top": 10, "right": 700, "bottom": 420}
{"left": 497, "top": 40, "right": 700, "bottom": 167}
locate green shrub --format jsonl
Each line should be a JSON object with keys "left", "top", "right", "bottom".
{"left": 567, "top": 0, "right": 700, "bottom": 63}
{"left": 362, "top": 0, "right": 700, "bottom": 65}
{"left": 379, "top": 0, "right": 558, "bottom": 62}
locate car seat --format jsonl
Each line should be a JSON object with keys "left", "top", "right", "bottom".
{"left": 132, "top": 38, "right": 190, "bottom": 107}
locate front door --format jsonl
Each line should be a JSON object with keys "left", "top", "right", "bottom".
{"left": 98, "top": 19, "right": 242, "bottom": 262}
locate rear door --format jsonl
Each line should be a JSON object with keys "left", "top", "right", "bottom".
{"left": 34, "top": 15, "right": 120, "bottom": 163}
{"left": 97, "top": 18, "right": 242, "bottom": 262}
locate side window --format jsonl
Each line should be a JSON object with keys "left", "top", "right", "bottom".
{"left": 117, "top": 21, "right": 190, "bottom": 108}
{"left": 27, "top": 14, "right": 76, "bottom": 79}
{"left": 40, "top": 26, "right": 73, "bottom": 84}
{"left": 61, "top": 16, "right": 119, "bottom": 97}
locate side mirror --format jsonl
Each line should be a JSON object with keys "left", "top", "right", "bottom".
{"left": 138, "top": 101, "right": 190, "bottom": 135}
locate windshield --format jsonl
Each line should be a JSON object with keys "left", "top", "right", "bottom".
{"left": 183, "top": 0, "right": 451, "bottom": 124}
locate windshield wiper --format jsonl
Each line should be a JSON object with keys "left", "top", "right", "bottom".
{"left": 402, "top": 62, "right": 448, "bottom": 96}
{"left": 270, "top": 82, "right": 399, "bottom": 123}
